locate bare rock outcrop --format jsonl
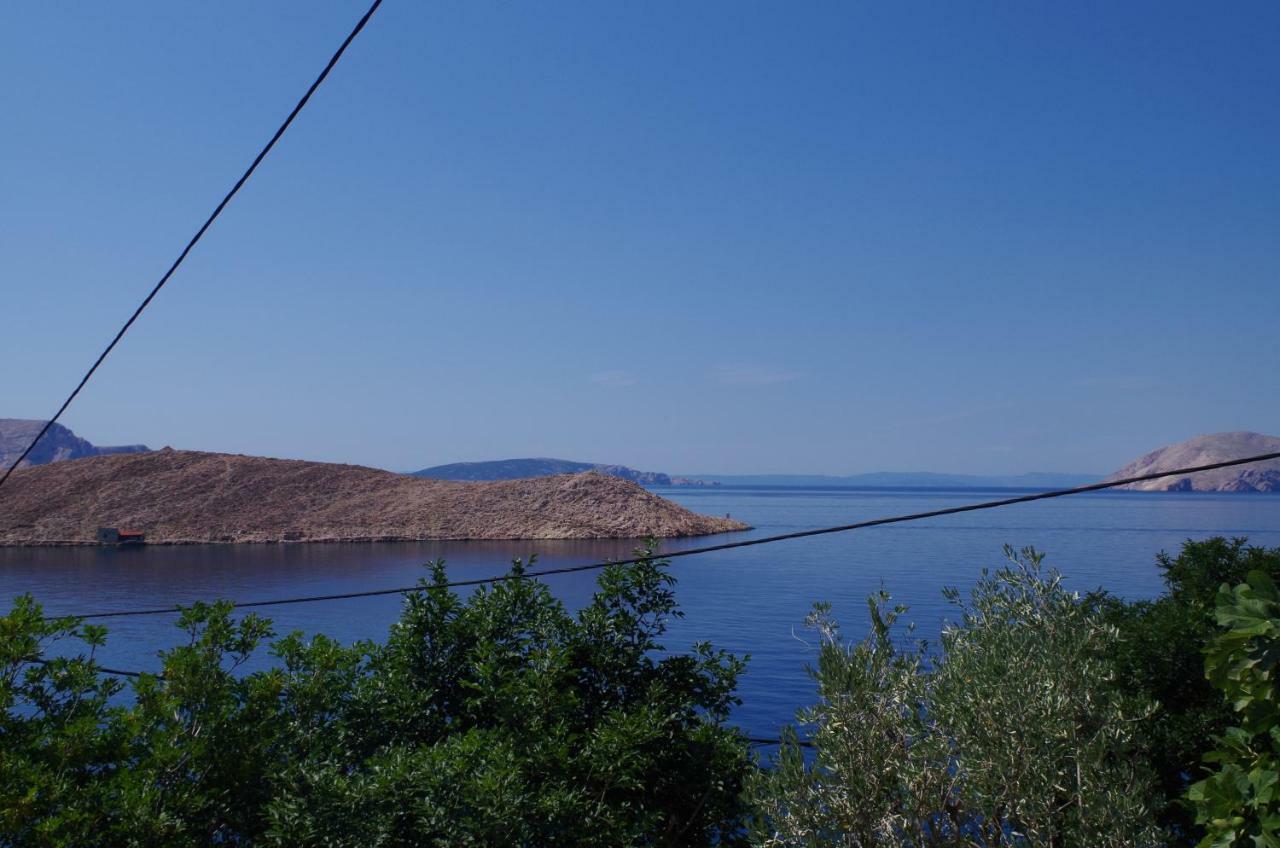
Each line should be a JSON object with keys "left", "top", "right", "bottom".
{"left": 1106, "top": 432, "right": 1280, "bottom": 493}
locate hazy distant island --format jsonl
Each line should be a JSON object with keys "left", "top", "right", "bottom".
{"left": 681, "top": 471, "right": 1104, "bottom": 489}
{"left": 0, "top": 418, "right": 149, "bottom": 470}
{"left": 0, "top": 449, "right": 747, "bottom": 546}
{"left": 1106, "top": 431, "right": 1280, "bottom": 493}
{"left": 409, "top": 434, "right": 1280, "bottom": 494}
{"left": 412, "top": 458, "right": 717, "bottom": 487}
{"left": 684, "top": 433, "right": 1280, "bottom": 493}
{"left": 411, "top": 461, "right": 1102, "bottom": 490}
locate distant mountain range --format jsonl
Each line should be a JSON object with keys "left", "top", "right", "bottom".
{"left": 679, "top": 471, "right": 1102, "bottom": 489}
{"left": 689, "top": 435, "right": 1280, "bottom": 492}
{"left": 410, "top": 458, "right": 711, "bottom": 486}
{"left": 0, "top": 419, "right": 149, "bottom": 471}
{"left": 411, "top": 460, "right": 1099, "bottom": 490}
{"left": 1106, "top": 431, "right": 1280, "bottom": 493}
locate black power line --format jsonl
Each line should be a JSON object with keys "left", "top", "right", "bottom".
{"left": 747, "top": 737, "right": 815, "bottom": 749}
{"left": 26, "top": 656, "right": 148, "bottom": 679}
{"left": 0, "top": 0, "right": 384, "bottom": 493}
{"left": 47, "top": 449, "right": 1280, "bottom": 621}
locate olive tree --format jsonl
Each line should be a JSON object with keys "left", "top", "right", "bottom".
{"left": 750, "top": 547, "right": 1165, "bottom": 847}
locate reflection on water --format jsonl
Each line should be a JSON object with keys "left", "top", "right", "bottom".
{"left": 4, "top": 487, "right": 1280, "bottom": 737}
{"left": 5, "top": 537, "right": 669, "bottom": 615}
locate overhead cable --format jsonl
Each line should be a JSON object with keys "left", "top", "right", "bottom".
{"left": 0, "top": 0, "right": 384, "bottom": 492}
{"left": 48, "top": 449, "right": 1280, "bottom": 621}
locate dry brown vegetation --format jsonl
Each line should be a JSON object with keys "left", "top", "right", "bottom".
{"left": 0, "top": 449, "right": 748, "bottom": 545}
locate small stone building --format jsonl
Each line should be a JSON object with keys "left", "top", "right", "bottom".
{"left": 96, "top": 527, "right": 146, "bottom": 545}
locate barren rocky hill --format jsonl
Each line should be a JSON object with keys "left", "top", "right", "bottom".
{"left": 0, "top": 449, "right": 748, "bottom": 546}
{"left": 1106, "top": 431, "right": 1280, "bottom": 492}
{"left": 0, "top": 419, "right": 149, "bottom": 470}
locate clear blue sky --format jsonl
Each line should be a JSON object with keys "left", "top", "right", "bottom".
{"left": 2, "top": 2, "right": 1276, "bottom": 475}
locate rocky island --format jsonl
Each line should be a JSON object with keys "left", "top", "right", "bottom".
{"left": 0, "top": 449, "right": 749, "bottom": 546}
{"left": 1106, "top": 431, "right": 1280, "bottom": 492}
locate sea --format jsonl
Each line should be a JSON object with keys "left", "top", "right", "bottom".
{"left": 4, "top": 485, "right": 1280, "bottom": 740}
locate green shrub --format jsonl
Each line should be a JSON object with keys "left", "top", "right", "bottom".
{"left": 749, "top": 546, "right": 1165, "bottom": 847}
{"left": 0, "top": 547, "right": 752, "bottom": 846}
{"left": 1099, "top": 538, "right": 1280, "bottom": 842}
{"left": 9, "top": 537, "right": 1273, "bottom": 846}
{"left": 1186, "top": 571, "right": 1280, "bottom": 848}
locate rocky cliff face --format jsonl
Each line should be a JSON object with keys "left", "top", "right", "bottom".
{"left": 0, "top": 450, "right": 749, "bottom": 545}
{"left": 0, "top": 419, "right": 149, "bottom": 471}
{"left": 1106, "top": 432, "right": 1280, "bottom": 492}
{"left": 590, "top": 465, "right": 673, "bottom": 486}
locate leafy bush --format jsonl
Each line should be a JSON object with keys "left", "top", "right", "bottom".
{"left": 749, "top": 546, "right": 1164, "bottom": 847}
{"left": 1099, "top": 538, "right": 1280, "bottom": 842}
{"left": 8, "top": 538, "right": 1274, "bottom": 846}
{"left": 0, "top": 548, "right": 752, "bottom": 846}
{"left": 1186, "top": 571, "right": 1280, "bottom": 848}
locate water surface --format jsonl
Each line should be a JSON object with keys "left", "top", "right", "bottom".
{"left": 5, "top": 486, "right": 1280, "bottom": 738}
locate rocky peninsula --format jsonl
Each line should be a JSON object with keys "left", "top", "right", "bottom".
{"left": 0, "top": 449, "right": 748, "bottom": 546}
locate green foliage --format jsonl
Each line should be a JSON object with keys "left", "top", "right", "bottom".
{"left": 9, "top": 537, "right": 1273, "bottom": 846}
{"left": 0, "top": 546, "right": 751, "bottom": 846}
{"left": 0, "top": 597, "right": 127, "bottom": 845}
{"left": 1098, "top": 538, "right": 1280, "bottom": 842}
{"left": 749, "top": 546, "right": 1165, "bottom": 847}
{"left": 1187, "top": 571, "right": 1280, "bottom": 848}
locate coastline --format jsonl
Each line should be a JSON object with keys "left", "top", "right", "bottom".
{"left": 0, "top": 523, "right": 754, "bottom": 549}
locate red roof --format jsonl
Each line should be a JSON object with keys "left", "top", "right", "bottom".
{"left": 117, "top": 529, "right": 145, "bottom": 537}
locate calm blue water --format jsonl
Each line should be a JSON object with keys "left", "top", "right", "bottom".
{"left": 4, "top": 486, "right": 1280, "bottom": 739}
